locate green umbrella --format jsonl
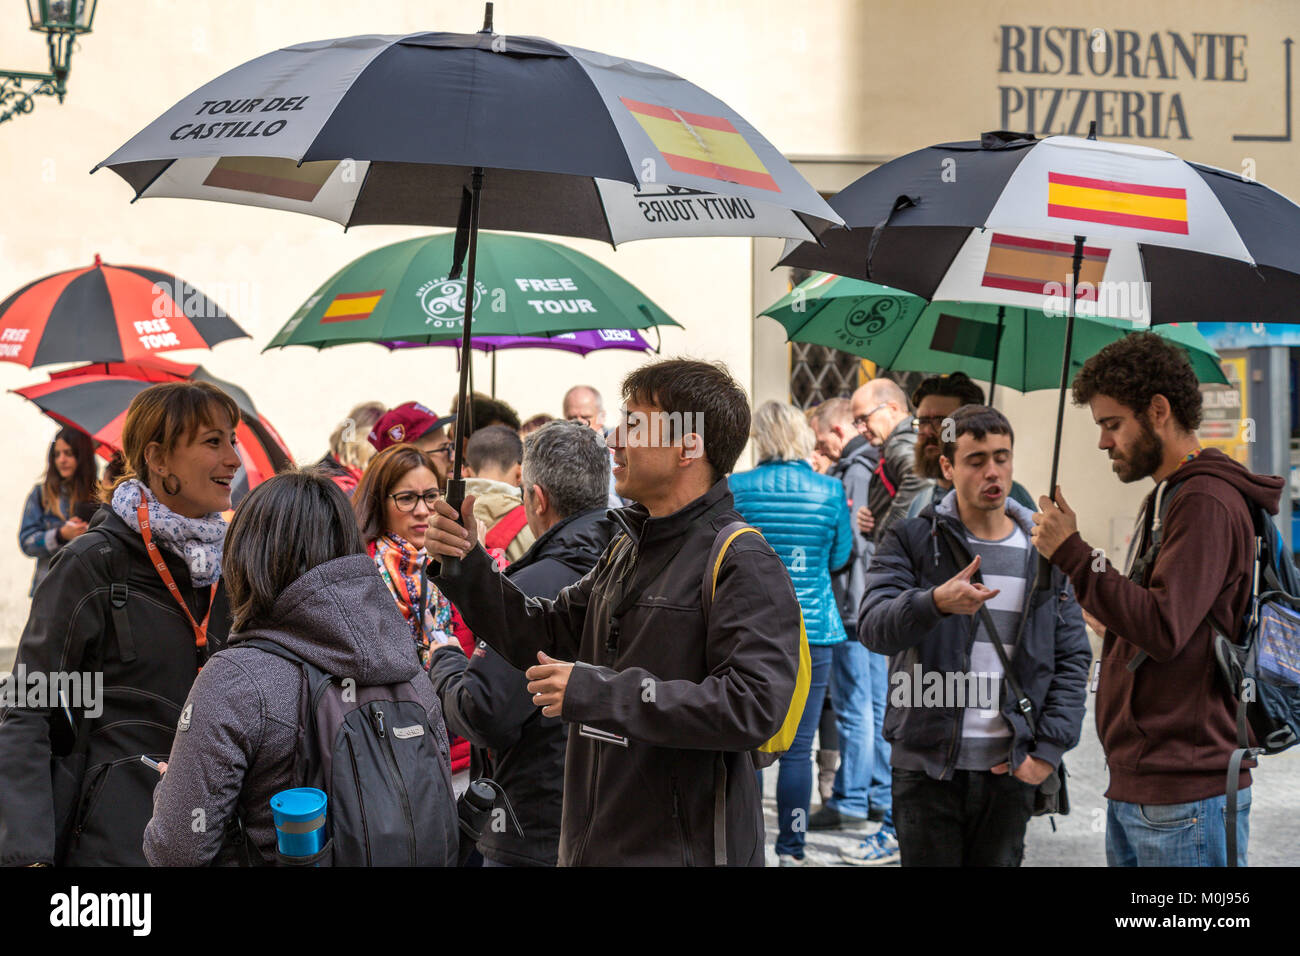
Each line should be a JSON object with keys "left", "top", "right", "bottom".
{"left": 268, "top": 232, "right": 680, "bottom": 350}
{"left": 760, "top": 272, "right": 1229, "bottom": 394}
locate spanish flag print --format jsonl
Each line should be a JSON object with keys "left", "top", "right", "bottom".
{"left": 1047, "top": 172, "right": 1189, "bottom": 235}
{"left": 620, "top": 97, "right": 779, "bottom": 192}
{"left": 320, "top": 290, "right": 384, "bottom": 323}
{"left": 981, "top": 234, "right": 1110, "bottom": 298}
{"left": 203, "top": 156, "right": 336, "bottom": 202}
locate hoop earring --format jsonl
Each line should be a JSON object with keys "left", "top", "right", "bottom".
{"left": 162, "top": 474, "right": 181, "bottom": 496}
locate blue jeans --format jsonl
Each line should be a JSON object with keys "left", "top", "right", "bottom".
{"left": 1106, "top": 789, "right": 1251, "bottom": 867}
{"left": 775, "top": 643, "right": 834, "bottom": 857}
{"left": 826, "top": 638, "right": 872, "bottom": 818}
{"left": 866, "top": 649, "right": 892, "bottom": 825}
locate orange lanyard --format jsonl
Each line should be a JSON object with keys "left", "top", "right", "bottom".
{"left": 137, "top": 503, "right": 217, "bottom": 655}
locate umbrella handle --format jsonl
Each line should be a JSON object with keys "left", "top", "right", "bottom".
{"left": 438, "top": 478, "right": 468, "bottom": 578}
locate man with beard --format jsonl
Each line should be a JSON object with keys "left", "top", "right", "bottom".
{"left": 1032, "top": 333, "right": 1283, "bottom": 867}
{"left": 904, "top": 373, "right": 1036, "bottom": 518}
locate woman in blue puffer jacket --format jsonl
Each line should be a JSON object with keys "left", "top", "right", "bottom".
{"left": 730, "top": 401, "right": 851, "bottom": 865}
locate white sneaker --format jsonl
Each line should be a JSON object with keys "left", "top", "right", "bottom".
{"left": 777, "top": 853, "right": 808, "bottom": 867}
{"left": 839, "top": 830, "right": 901, "bottom": 866}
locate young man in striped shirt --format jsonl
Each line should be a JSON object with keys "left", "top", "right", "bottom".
{"left": 857, "top": 405, "right": 1090, "bottom": 866}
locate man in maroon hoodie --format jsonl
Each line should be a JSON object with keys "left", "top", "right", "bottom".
{"left": 1031, "top": 333, "right": 1283, "bottom": 867}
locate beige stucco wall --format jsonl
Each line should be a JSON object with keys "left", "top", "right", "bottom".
{"left": 2, "top": 0, "right": 1295, "bottom": 655}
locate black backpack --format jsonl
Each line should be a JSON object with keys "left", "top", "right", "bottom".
{"left": 1128, "top": 475, "right": 1300, "bottom": 865}
{"left": 230, "top": 639, "right": 458, "bottom": 866}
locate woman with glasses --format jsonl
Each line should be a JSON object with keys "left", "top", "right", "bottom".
{"left": 352, "top": 444, "right": 477, "bottom": 796}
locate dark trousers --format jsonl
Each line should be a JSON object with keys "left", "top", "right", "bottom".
{"left": 892, "top": 767, "right": 1036, "bottom": 866}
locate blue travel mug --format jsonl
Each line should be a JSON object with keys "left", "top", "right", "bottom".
{"left": 270, "top": 787, "right": 328, "bottom": 860}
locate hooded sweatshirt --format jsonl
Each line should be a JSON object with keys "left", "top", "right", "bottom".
{"left": 142, "top": 554, "right": 457, "bottom": 866}
{"left": 1048, "top": 448, "right": 1285, "bottom": 804}
{"left": 466, "top": 477, "right": 535, "bottom": 563}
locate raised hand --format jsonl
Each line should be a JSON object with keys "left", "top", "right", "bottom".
{"left": 931, "top": 554, "right": 1001, "bottom": 616}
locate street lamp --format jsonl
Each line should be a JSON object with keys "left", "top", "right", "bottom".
{"left": 1, "top": 0, "right": 98, "bottom": 125}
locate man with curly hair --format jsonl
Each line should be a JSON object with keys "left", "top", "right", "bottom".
{"left": 1031, "top": 332, "right": 1284, "bottom": 867}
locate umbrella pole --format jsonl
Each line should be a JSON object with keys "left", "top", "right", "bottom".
{"left": 491, "top": 349, "right": 497, "bottom": 397}
{"left": 988, "top": 305, "right": 1004, "bottom": 407}
{"left": 443, "top": 167, "right": 485, "bottom": 574}
{"left": 1038, "top": 235, "right": 1085, "bottom": 588}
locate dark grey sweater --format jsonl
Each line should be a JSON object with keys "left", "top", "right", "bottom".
{"left": 142, "top": 554, "right": 454, "bottom": 866}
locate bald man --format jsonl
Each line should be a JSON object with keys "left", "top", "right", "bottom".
{"left": 850, "top": 378, "right": 927, "bottom": 545}
{"left": 562, "top": 384, "right": 620, "bottom": 508}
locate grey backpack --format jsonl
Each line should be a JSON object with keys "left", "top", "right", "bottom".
{"left": 233, "top": 639, "right": 458, "bottom": 866}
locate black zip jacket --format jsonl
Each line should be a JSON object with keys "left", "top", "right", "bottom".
{"left": 433, "top": 479, "right": 801, "bottom": 866}
{"left": 0, "top": 505, "right": 229, "bottom": 866}
{"left": 858, "top": 492, "right": 1090, "bottom": 779}
{"left": 430, "top": 506, "right": 614, "bottom": 866}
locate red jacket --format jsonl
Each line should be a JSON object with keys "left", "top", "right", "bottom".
{"left": 1050, "top": 449, "right": 1283, "bottom": 803}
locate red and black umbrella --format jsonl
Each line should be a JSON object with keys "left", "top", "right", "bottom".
{"left": 13, "top": 357, "right": 293, "bottom": 502}
{"left": 0, "top": 254, "right": 248, "bottom": 367}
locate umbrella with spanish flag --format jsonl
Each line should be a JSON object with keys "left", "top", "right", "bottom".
{"left": 779, "top": 128, "right": 1300, "bottom": 582}
{"left": 0, "top": 254, "right": 248, "bottom": 367}
{"left": 94, "top": 2, "right": 841, "bottom": 542}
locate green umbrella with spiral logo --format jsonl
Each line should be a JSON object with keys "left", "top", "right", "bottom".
{"left": 759, "top": 271, "right": 1227, "bottom": 396}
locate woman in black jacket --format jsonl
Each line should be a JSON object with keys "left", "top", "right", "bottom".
{"left": 0, "top": 381, "right": 239, "bottom": 866}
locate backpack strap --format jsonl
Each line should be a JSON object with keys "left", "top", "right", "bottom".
{"left": 222, "top": 638, "right": 323, "bottom": 867}
{"left": 96, "top": 533, "right": 137, "bottom": 665}
{"left": 484, "top": 504, "right": 529, "bottom": 554}
{"left": 1126, "top": 478, "right": 1189, "bottom": 672}
{"left": 700, "top": 522, "right": 763, "bottom": 868}
{"left": 701, "top": 522, "right": 763, "bottom": 616}
{"left": 873, "top": 458, "right": 897, "bottom": 499}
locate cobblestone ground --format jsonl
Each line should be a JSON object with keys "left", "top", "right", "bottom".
{"left": 763, "top": 694, "right": 1300, "bottom": 866}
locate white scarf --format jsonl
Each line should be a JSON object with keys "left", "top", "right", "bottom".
{"left": 111, "top": 478, "right": 226, "bottom": 587}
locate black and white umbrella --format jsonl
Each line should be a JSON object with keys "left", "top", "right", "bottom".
{"left": 93, "top": 15, "right": 838, "bottom": 245}
{"left": 781, "top": 130, "right": 1300, "bottom": 324}
{"left": 780, "top": 128, "right": 1300, "bottom": 581}
{"left": 96, "top": 4, "right": 842, "bottom": 543}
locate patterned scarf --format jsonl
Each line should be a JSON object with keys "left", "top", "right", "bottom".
{"left": 111, "top": 478, "right": 226, "bottom": 587}
{"left": 369, "top": 532, "right": 454, "bottom": 671}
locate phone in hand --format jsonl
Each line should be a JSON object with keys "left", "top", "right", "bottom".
{"left": 73, "top": 502, "right": 98, "bottom": 523}
{"left": 140, "top": 755, "right": 165, "bottom": 774}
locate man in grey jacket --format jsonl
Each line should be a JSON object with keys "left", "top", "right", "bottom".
{"left": 807, "top": 398, "right": 883, "bottom": 832}
{"left": 427, "top": 359, "right": 802, "bottom": 866}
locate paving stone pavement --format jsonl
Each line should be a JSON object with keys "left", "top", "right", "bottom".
{"left": 763, "top": 694, "right": 1300, "bottom": 867}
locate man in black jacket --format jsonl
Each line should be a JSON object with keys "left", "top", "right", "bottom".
{"left": 858, "top": 405, "right": 1090, "bottom": 866}
{"left": 427, "top": 359, "right": 802, "bottom": 866}
{"left": 430, "top": 421, "right": 615, "bottom": 866}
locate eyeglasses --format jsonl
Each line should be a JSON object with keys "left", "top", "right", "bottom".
{"left": 852, "top": 403, "right": 889, "bottom": 430}
{"left": 424, "top": 443, "right": 454, "bottom": 458}
{"left": 913, "top": 415, "right": 947, "bottom": 433}
{"left": 389, "top": 490, "right": 441, "bottom": 512}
